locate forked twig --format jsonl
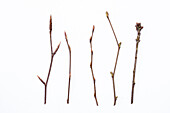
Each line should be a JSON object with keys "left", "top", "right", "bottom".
{"left": 106, "top": 11, "right": 121, "bottom": 106}
{"left": 131, "top": 23, "right": 143, "bottom": 104}
{"left": 90, "top": 25, "right": 99, "bottom": 106}
{"left": 64, "top": 32, "right": 72, "bottom": 104}
{"left": 37, "top": 15, "right": 61, "bottom": 104}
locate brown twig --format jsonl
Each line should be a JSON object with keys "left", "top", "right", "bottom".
{"left": 106, "top": 11, "right": 121, "bottom": 106}
{"left": 131, "top": 23, "right": 143, "bottom": 104}
{"left": 89, "top": 25, "right": 99, "bottom": 106}
{"left": 37, "top": 15, "right": 61, "bottom": 104}
{"left": 64, "top": 32, "right": 72, "bottom": 104}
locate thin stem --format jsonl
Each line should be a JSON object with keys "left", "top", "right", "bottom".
{"left": 131, "top": 23, "right": 143, "bottom": 104}
{"left": 64, "top": 32, "right": 72, "bottom": 104}
{"left": 37, "top": 15, "right": 61, "bottom": 104}
{"left": 106, "top": 11, "right": 121, "bottom": 106}
{"left": 106, "top": 11, "right": 119, "bottom": 46}
{"left": 90, "top": 25, "right": 99, "bottom": 106}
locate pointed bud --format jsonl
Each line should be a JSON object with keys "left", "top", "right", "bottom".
{"left": 49, "top": 15, "right": 52, "bottom": 32}
{"left": 92, "top": 25, "right": 95, "bottom": 33}
{"left": 118, "top": 42, "right": 122, "bottom": 48}
{"left": 106, "top": 11, "right": 109, "bottom": 18}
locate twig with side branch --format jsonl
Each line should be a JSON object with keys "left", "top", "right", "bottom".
{"left": 90, "top": 25, "right": 99, "bottom": 106}
{"left": 131, "top": 23, "right": 143, "bottom": 104}
{"left": 106, "top": 11, "right": 121, "bottom": 106}
{"left": 37, "top": 15, "right": 61, "bottom": 104}
{"left": 64, "top": 32, "right": 72, "bottom": 104}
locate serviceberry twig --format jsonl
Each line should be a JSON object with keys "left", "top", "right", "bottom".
{"left": 90, "top": 25, "right": 99, "bottom": 106}
{"left": 64, "top": 32, "right": 72, "bottom": 104}
{"left": 106, "top": 11, "right": 121, "bottom": 106}
{"left": 131, "top": 23, "right": 143, "bottom": 104}
{"left": 37, "top": 15, "right": 61, "bottom": 104}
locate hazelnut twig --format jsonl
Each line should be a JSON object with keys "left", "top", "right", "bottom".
{"left": 106, "top": 11, "right": 121, "bottom": 106}
{"left": 37, "top": 15, "right": 61, "bottom": 104}
{"left": 90, "top": 25, "right": 99, "bottom": 106}
{"left": 131, "top": 23, "right": 143, "bottom": 104}
{"left": 64, "top": 32, "right": 72, "bottom": 104}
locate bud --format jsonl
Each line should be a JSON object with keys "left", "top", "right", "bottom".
{"left": 135, "top": 22, "right": 143, "bottom": 31}
{"left": 106, "top": 11, "right": 109, "bottom": 18}
{"left": 49, "top": 15, "right": 52, "bottom": 31}
{"left": 92, "top": 25, "right": 95, "bottom": 33}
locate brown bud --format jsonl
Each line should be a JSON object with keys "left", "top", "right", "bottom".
{"left": 49, "top": 15, "right": 52, "bottom": 31}
{"left": 106, "top": 11, "right": 109, "bottom": 18}
{"left": 92, "top": 25, "right": 95, "bottom": 33}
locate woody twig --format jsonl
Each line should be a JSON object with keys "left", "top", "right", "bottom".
{"left": 37, "top": 15, "right": 61, "bottom": 104}
{"left": 106, "top": 11, "right": 121, "bottom": 106}
{"left": 131, "top": 23, "right": 143, "bottom": 104}
{"left": 64, "top": 32, "right": 72, "bottom": 104}
{"left": 90, "top": 25, "right": 99, "bottom": 106}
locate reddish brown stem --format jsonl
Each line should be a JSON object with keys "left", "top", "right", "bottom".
{"left": 131, "top": 23, "right": 143, "bottom": 104}
{"left": 37, "top": 15, "right": 61, "bottom": 104}
{"left": 64, "top": 32, "right": 72, "bottom": 104}
{"left": 90, "top": 25, "right": 99, "bottom": 106}
{"left": 106, "top": 11, "right": 121, "bottom": 106}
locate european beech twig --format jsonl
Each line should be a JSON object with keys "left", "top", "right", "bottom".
{"left": 131, "top": 23, "right": 143, "bottom": 104}
{"left": 37, "top": 15, "right": 61, "bottom": 104}
{"left": 64, "top": 32, "right": 72, "bottom": 104}
{"left": 106, "top": 11, "right": 121, "bottom": 106}
{"left": 90, "top": 25, "right": 99, "bottom": 106}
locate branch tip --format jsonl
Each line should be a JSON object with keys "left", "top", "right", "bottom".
{"left": 37, "top": 75, "right": 45, "bottom": 85}
{"left": 49, "top": 15, "right": 52, "bottom": 31}
{"left": 106, "top": 11, "right": 109, "bottom": 18}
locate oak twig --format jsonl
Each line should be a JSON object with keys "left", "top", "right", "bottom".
{"left": 37, "top": 15, "right": 61, "bottom": 104}
{"left": 131, "top": 23, "right": 143, "bottom": 104}
{"left": 90, "top": 25, "right": 99, "bottom": 106}
{"left": 106, "top": 11, "right": 121, "bottom": 106}
{"left": 64, "top": 32, "right": 72, "bottom": 104}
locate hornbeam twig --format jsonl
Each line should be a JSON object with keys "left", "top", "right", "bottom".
{"left": 64, "top": 32, "right": 72, "bottom": 104}
{"left": 131, "top": 23, "right": 143, "bottom": 104}
{"left": 90, "top": 25, "right": 99, "bottom": 106}
{"left": 106, "top": 11, "right": 121, "bottom": 106}
{"left": 37, "top": 15, "right": 61, "bottom": 104}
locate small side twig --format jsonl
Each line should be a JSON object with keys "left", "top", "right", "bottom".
{"left": 106, "top": 11, "right": 121, "bottom": 106}
{"left": 64, "top": 32, "right": 72, "bottom": 104}
{"left": 90, "top": 25, "right": 99, "bottom": 106}
{"left": 37, "top": 15, "right": 61, "bottom": 104}
{"left": 131, "top": 23, "right": 143, "bottom": 104}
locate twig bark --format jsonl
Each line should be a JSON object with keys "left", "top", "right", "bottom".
{"left": 90, "top": 25, "right": 99, "bottom": 106}
{"left": 131, "top": 23, "right": 143, "bottom": 104}
{"left": 106, "top": 11, "right": 121, "bottom": 106}
{"left": 64, "top": 32, "right": 72, "bottom": 104}
{"left": 37, "top": 15, "right": 61, "bottom": 104}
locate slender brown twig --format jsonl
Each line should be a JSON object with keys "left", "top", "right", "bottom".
{"left": 106, "top": 11, "right": 121, "bottom": 106}
{"left": 89, "top": 25, "right": 99, "bottom": 106}
{"left": 37, "top": 15, "right": 61, "bottom": 104}
{"left": 131, "top": 23, "right": 143, "bottom": 104}
{"left": 64, "top": 32, "right": 72, "bottom": 104}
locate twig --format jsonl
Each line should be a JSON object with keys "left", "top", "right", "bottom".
{"left": 64, "top": 32, "right": 72, "bottom": 104}
{"left": 106, "top": 11, "right": 121, "bottom": 106}
{"left": 90, "top": 25, "right": 99, "bottom": 106}
{"left": 37, "top": 15, "right": 61, "bottom": 104}
{"left": 131, "top": 23, "right": 143, "bottom": 104}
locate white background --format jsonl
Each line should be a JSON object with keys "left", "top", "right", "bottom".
{"left": 0, "top": 0, "right": 170, "bottom": 113}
